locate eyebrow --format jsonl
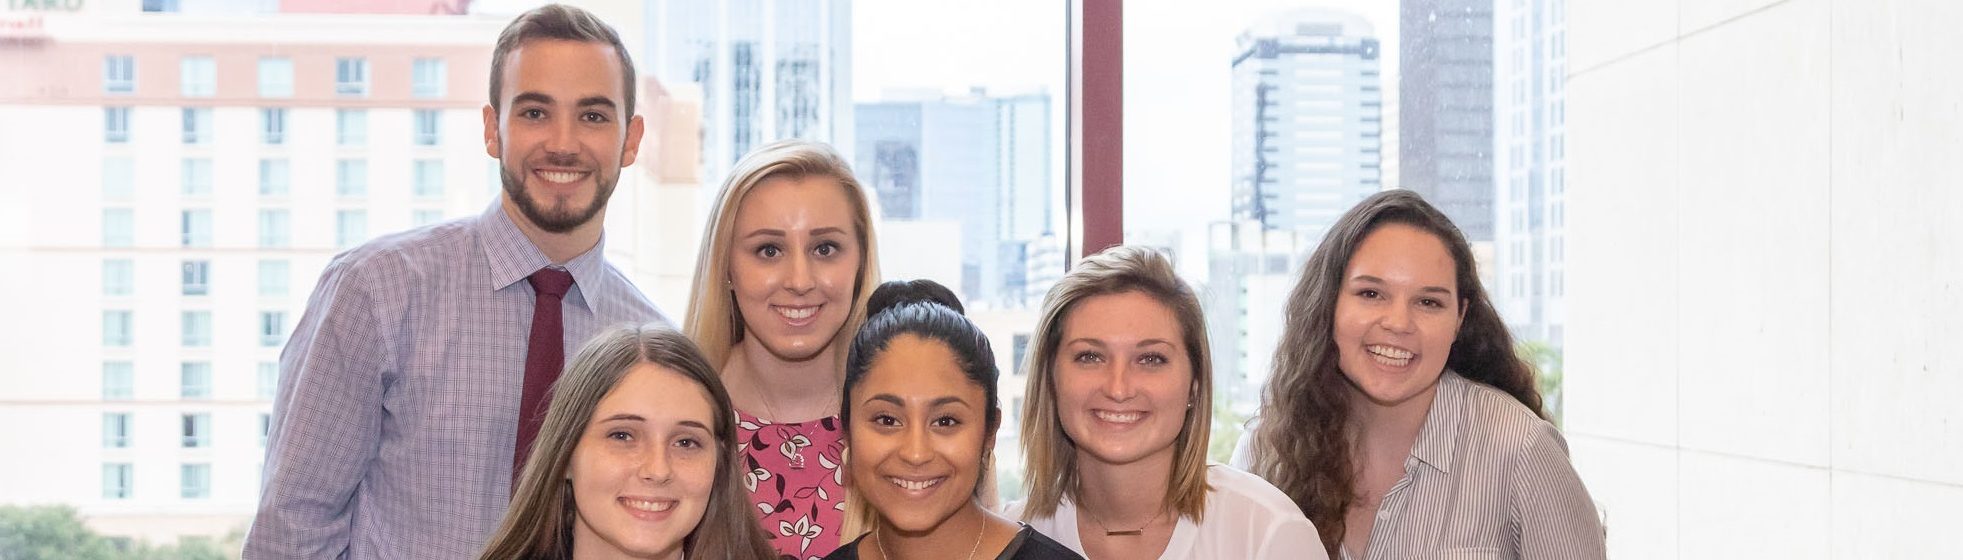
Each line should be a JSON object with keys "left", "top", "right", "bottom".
{"left": 1064, "top": 337, "right": 1174, "bottom": 349}
{"left": 510, "top": 92, "right": 618, "bottom": 111}
{"left": 864, "top": 394, "right": 973, "bottom": 409}
{"left": 740, "top": 226, "right": 850, "bottom": 241}
{"left": 599, "top": 413, "right": 642, "bottom": 423}
{"left": 1351, "top": 274, "right": 1455, "bottom": 296}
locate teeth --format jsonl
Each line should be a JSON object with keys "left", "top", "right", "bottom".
{"left": 1094, "top": 411, "right": 1142, "bottom": 423}
{"left": 888, "top": 477, "right": 942, "bottom": 492}
{"left": 777, "top": 306, "right": 817, "bottom": 319}
{"left": 1367, "top": 345, "right": 1413, "bottom": 360}
{"left": 622, "top": 498, "right": 674, "bottom": 513}
{"left": 538, "top": 170, "right": 587, "bottom": 183}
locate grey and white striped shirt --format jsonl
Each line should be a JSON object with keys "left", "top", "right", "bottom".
{"left": 245, "top": 202, "right": 666, "bottom": 559}
{"left": 1237, "top": 370, "right": 1606, "bottom": 560}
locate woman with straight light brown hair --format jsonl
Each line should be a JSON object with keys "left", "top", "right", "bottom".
{"left": 1007, "top": 245, "right": 1323, "bottom": 560}
{"left": 683, "top": 139, "right": 881, "bottom": 559}
{"left": 1240, "top": 189, "right": 1603, "bottom": 559}
{"left": 479, "top": 325, "right": 774, "bottom": 560}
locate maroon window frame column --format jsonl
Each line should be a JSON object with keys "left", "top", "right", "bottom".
{"left": 1071, "top": 0, "right": 1123, "bottom": 263}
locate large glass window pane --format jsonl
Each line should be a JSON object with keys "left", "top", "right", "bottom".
{"left": 258, "top": 209, "right": 290, "bottom": 248}
{"left": 179, "top": 361, "right": 211, "bottom": 399}
{"left": 335, "top": 57, "right": 368, "bottom": 96}
{"left": 180, "top": 415, "right": 210, "bottom": 448}
{"left": 179, "top": 463, "right": 209, "bottom": 498}
{"left": 102, "top": 259, "right": 134, "bottom": 297}
{"left": 180, "top": 310, "right": 211, "bottom": 347}
{"left": 413, "top": 160, "right": 444, "bottom": 198}
{"left": 336, "top": 210, "right": 367, "bottom": 249}
{"left": 102, "top": 310, "right": 133, "bottom": 347}
{"left": 337, "top": 109, "right": 367, "bottom": 146}
{"left": 181, "top": 107, "right": 211, "bottom": 144}
{"left": 180, "top": 158, "right": 212, "bottom": 196}
{"left": 262, "top": 108, "right": 287, "bottom": 144}
{"left": 104, "top": 55, "right": 135, "bottom": 94}
{"left": 102, "top": 362, "right": 134, "bottom": 399}
{"left": 259, "top": 311, "right": 286, "bottom": 347}
{"left": 102, "top": 156, "right": 134, "bottom": 198}
{"left": 102, "top": 464, "right": 132, "bottom": 500}
{"left": 413, "top": 109, "right": 440, "bottom": 146}
{"left": 103, "top": 413, "right": 131, "bottom": 448}
{"left": 181, "top": 209, "right": 212, "bottom": 247}
{"left": 258, "top": 259, "right": 288, "bottom": 296}
{"left": 102, "top": 208, "right": 134, "bottom": 247}
{"left": 180, "top": 260, "right": 209, "bottom": 296}
{"left": 259, "top": 158, "right": 290, "bottom": 196}
{"left": 413, "top": 57, "right": 446, "bottom": 97}
{"left": 337, "top": 159, "right": 367, "bottom": 197}
{"left": 104, "top": 107, "right": 130, "bottom": 143}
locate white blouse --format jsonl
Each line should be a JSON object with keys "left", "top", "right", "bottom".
{"left": 1005, "top": 464, "right": 1328, "bottom": 560}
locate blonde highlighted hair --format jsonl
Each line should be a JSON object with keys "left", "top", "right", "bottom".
{"left": 1017, "top": 245, "right": 1214, "bottom": 522}
{"left": 681, "top": 139, "right": 882, "bottom": 373}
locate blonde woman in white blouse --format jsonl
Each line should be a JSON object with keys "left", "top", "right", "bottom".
{"left": 1005, "top": 246, "right": 1326, "bottom": 560}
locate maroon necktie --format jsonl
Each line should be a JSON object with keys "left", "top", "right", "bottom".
{"left": 513, "top": 267, "right": 574, "bottom": 486}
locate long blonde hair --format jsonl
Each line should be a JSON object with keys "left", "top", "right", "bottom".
{"left": 477, "top": 325, "right": 775, "bottom": 560}
{"left": 682, "top": 139, "right": 882, "bottom": 375}
{"left": 1018, "top": 245, "right": 1214, "bottom": 522}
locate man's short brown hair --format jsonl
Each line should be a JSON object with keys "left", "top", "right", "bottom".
{"left": 488, "top": 3, "right": 638, "bottom": 117}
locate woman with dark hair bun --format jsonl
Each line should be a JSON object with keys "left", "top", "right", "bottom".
{"left": 1239, "top": 190, "right": 1605, "bottom": 559}
{"left": 825, "top": 280, "right": 1081, "bottom": 560}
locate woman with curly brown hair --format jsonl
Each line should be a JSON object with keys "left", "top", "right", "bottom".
{"left": 1238, "top": 190, "right": 1605, "bottom": 559}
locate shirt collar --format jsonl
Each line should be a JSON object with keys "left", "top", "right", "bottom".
{"left": 475, "top": 200, "right": 610, "bottom": 313}
{"left": 1409, "top": 369, "right": 1468, "bottom": 475}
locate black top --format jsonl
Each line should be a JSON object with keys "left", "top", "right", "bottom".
{"left": 822, "top": 524, "right": 1084, "bottom": 560}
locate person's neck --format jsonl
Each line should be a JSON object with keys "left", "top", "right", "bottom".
{"left": 877, "top": 502, "right": 993, "bottom": 560}
{"left": 501, "top": 196, "right": 603, "bottom": 265}
{"left": 1074, "top": 446, "right": 1178, "bottom": 529}
{"left": 1351, "top": 380, "right": 1440, "bottom": 465}
{"left": 726, "top": 338, "right": 840, "bottom": 422}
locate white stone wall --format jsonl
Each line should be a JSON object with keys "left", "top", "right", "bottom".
{"left": 1565, "top": 0, "right": 1963, "bottom": 556}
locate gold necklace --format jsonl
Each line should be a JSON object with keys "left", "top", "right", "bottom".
{"left": 875, "top": 519, "right": 986, "bottom": 560}
{"left": 1086, "top": 504, "right": 1165, "bottom": 537}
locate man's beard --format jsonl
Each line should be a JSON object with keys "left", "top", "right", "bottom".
{"left": 500, "top": 163, "right": 616, "bottom": 234}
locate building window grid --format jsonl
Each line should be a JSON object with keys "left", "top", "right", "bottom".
{"left": 103, "top": 259, "right": 134, "bottom": 297}
{"left": 337, "top": 109, "right": 367, "bottom": 146}
{"left": 180, "top": 361, "right": 212, "bottom": 399}
{"left": 262, "top": 108, "right": 287, "bottom": 145}
{"left": 181, "top": 158, "right": 213, "bottom": 197}
{"left": 103, "top": 412, "right": 132, "bottom": 448}
{"left": 260, "top": 311, "right": 287, "bottom": 347}
{"left": 182, "top": 107, "right": 212, "bottom": 144}
{"left": 336, "top": 57, "right": 369, "bottom": 96}
{"left": 181, "top": 260, "right": 210, "bottom": 296}
{"left": 259, "top": 159, "right": 290, "bottom": 197}
{"left": 414, "top": 110, "right": 441, "bottom": 146}
{"left": 104, "top": 55, "right": 135, "bottom": 94}
{"left": 180, "top": 55, "right": 215, "bottom": 97}
{"left": 258, "top": 209, "right": 290, "bottom": 248}
{"left": 103, "top": 362, "right": 135, "bottom": 400}
{"left": 181, "top": 310, "right": 212, "bottom": 348}
{"left": 181, "top": 209, "right": 213, "bottom": 248}
{"left": 412, "top": 58, "right": 446, "bottom": 97}
{"left": 180, "top": 463, "right": 210, "bottom": 499}
{"left": 181, "top": 414, "right": 211, "bottom": 449}
{"left": 105, "top": 107, "right": 130, "bottom": 143}
{"left": 103, "top": 310, "right": 134, "bottom": 347}
{"left": 103, "top": 463, "right": 133, "bottom": 500}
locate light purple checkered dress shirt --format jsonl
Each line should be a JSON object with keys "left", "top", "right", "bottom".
{"left": 244, "top": 202, "right": 667, "bottom": 559}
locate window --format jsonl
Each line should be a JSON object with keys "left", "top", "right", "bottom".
{"left": 413, "top": 160, "right": 444, "bottom": 198}
{"left": 102, "top": 156, "right": 134, "bottom": 199}
{"left": 262, "top": 108, "right": 286, "bottom": 145}
{"left": 259, "top": 311, "right": 286, "bottom": 347}
{"left": 103, "top": 362, "right": 134, "bottom": 400}
{"left": 259, "top": 159, "right": 289, "bottom": 196}
{"left": 180, "top": 158, "right": 212, "bottom": 196}
{"left": 336, "top": 159, "right": 367, "bottom": 197}
{"left": 259, "top": 413, "right": 272, "bottom": 447}
{"left": 256, "top": 362, "right": 278, "bottom": 400}
{"left": 104, "top": 55, "right": 134, "bottom": 94}
{"left": 181, "top": 209, "right": 212, "bottom": 247}
{"left": 104, "top": 107, "right": 130, "bottom": 143}
{"left": 258, "top": 259, "right": 288, "bottom": 296}
{"left": 103, "top": 464, "right": 133, "bottom": 500}
{"left": 179, "top": 55, "right": 215, "bottom": 97}
{"left": 258, "top": 209, "right": 290, "bottom": 248}
{"left": 180, "top": 260, "right": 210, "bottom": 296}
{"left": 335, "top": 57, "right": 369, "bottom": 96}
{"left": 413, "top": 209, "right": 444, "bottom": 227}
{"left": 180, "top": 310, "right": 211, "bottom": 347}
{"left": 142, "top": 0, "right": 177, "bottom": 12}
{"left": 180, "top": 463, "right": 210, "bottom": 499}
{"left": 258, "top": 57, "right": 293, "bottom": 97}
{"left": 412, "top": 57, "right": 446, "bottom": 97}
{"left": 182, "top": 107, "right": 211, "bottom": 144}
{"left": 103, "top": 311, "right": 133, "bottom": 347}
{"left": 103, "top": 208, "right": 134, "bottom": 247}
{"left": 103, "top": 259, "right": 134, "bottom": 297}
{"left": 337, "top": 109, "right": 367, "bottom": 146}
{"left": 413, "top": 109, "right": 441, "bottom": 146}
{"left": 336, "top": 210, "right": 367, "bottom": 249}
{"left": 180, "top": 414, "right": 210, "bottom": 448}
{"left": 103, "top": 413, "right": 132, "bottom": 448}
{"left": 180, "top": 362, "right": 211, "bottom": 399}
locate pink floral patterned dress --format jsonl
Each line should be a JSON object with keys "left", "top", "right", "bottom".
{"left": 735, "top": 408, "right": 848, "bottom": 560}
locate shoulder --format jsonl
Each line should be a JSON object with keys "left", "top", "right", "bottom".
{"left": 592, "top": 260, "right": 666, "bottom": 321}
{"left": 1201, "top": 465, "right": 1311, "bottom": 528}
{"left": 1451, "top": 376, "right": 1573, "bottom": 472}
{"left": 320, "top": 219, "right": 477, "bottom": 292}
